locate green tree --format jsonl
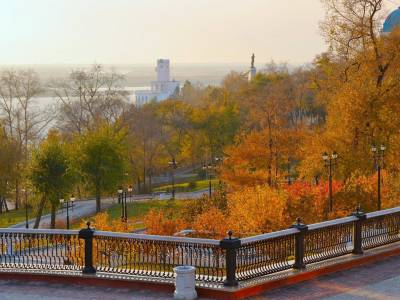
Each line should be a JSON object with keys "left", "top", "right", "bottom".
{"left": 30, "top": 131, "right": 75, "bottom": 228}
{"left": 78, "top": 124, "right": 127, "bottom": 212}
{"left": 0, "top": 127, "right": 20, "bottom": 213}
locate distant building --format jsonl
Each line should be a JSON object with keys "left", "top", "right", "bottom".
{"left": 135, "top": 59, "right": 180, "bottom": 105}
{"left": 382, "top": 7, "right": 400, "bottom": 34}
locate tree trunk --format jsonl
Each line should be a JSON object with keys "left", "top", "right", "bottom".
{"left": 34, "top": 197, "right": 46, "bottom": 228}
{"left": 4, "top": 199, "right": 9, "bottom": 212}
{"left": 0, "top": 196, "right": 3, "bottom": 214}
{"left": 77, "top": 185, "right": 82, "bottom": 200}
{"left": 96, "top": 186, "right": 101, "bottom": 212}
{"left": 268, "top": 118, "right": 273, "bottom": 186}
{"left": 137, "top": 177, "right": 141, "bottom": 194}
{"left": 149, "top": 173, "right": 152, "bottom": 194}
{"left": 15, "top": 178, "right": 19, "bottom": 210}
{"left": 50, "top": 203, "right": 56, "bottom": 229}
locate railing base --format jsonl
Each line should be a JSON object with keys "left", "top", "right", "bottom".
{"left": 82, "top": 267, "right": 96, "bottom": 275}
{"left": 2, "top": 242, "right": 400, "bottom": 299}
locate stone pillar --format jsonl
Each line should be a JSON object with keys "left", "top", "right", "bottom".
{"left": 174, "top": 266, "right": 197, "bottom": 300}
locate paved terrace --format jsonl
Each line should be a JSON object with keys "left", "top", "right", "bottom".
{"left": 2, "top": 207, "right": 400, "bottom": 299}
{"left": 1, "top": 254, "right": 400, "bottom": 299}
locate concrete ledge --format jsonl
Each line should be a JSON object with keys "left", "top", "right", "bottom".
{"left": 1, "top": 242, "right": 400, "bottom": 299}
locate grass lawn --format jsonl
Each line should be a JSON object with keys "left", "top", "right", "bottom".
{"left": 73, "top": 199, "right": 189, "bottom": 230}
{"left": 152, "top": 179, "right": 219, "bottom": 193}
{"left": 0, "top": 208, "right": 49, "bottom": 228}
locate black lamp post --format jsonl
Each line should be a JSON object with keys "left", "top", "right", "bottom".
{"left": 60, "top": 196, "right": 75, "bottom": 229}
{"left": 118, "top": 187, "right": 126, "bottom": 222}
{"left": 21, "top": 188, "right": 28, "bottom": 229}
{"left": 322, "top": 151, "right": 338, "bottom": 213}
{"left": 203, "top": 163, "right": 213, "bottom": 198}
{"left": 124, "top": 189, "right": 127, "bottom": 222}
{"left": 168, "top": 158, "right": 178, "bottom": 200}
{"left": 214, "top": 156, "right": 223, "bottom": 187}
{"left": 128, "top": 186, "right": 133, "bottom": 203}
{"left": 371, "top": 144, "right": 386, "bottom": 211}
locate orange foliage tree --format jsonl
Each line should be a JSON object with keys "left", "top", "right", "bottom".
{"left": 226, "top": 186, "right": 287, "bottom": 236}
{"left": 80, "top": 212, "right": 136, "bottom": 233}
{"left": 143, "top": 209, "right": 186, "bottom": 236}
{"left": 192, "top": 207, "right": 228, "bottom": 239}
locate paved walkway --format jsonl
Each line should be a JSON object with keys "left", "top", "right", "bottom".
{"left": 1, "top": 255, "right": 400, "bottom": 299}
{"left": 9, "top": 189, "right": 208, "bottom": 229}
{"left": 10, "top": 198, "right": 117, "bottom": 229}
{"left": 253, "top": 255, "right": 400, "bottom": 299}
{"left": 0, "top": 280, "right": 172, "bottom": 300}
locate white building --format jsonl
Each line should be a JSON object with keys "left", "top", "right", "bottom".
{"left": 135, "top": 59, "right": 180, "bottom": 105}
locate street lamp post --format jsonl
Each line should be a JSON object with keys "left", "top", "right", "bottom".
{"left": 118, "top": 187, "right": 125, "bottom": 221}
{"left": 322, "top": 151, "right": 338, "bottom": 213}
{"left": 203, "top": 163, "right": 213, "bottom": 198}
{"left": 168, "top": 158, "right": 178, "bottom": 200}
{"left": 128, "top": 186, "right": 133, "bottom": 203}
{"left": 124, "top": 189, "right": 128, "bottom": 222}
{"left": 60, "top": 196, "right": 75, "bottom": 230}
{"left": 22, "top": 188, "right": 28, "bottom": 229}
{"left": 214, "top": 156, "right": 223, "bottom": 187}
{"left": 371, "top": 144, "right": 386, "bottom": 211}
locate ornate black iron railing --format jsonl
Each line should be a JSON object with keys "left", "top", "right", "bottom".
{"left": 237, "top": 229, "right": 296, "bottom": 281}
{"left": 93, "top": 231, "right": 225, "bottom": 283}
{"left": 0, "top": 229, "right": 83, "bottom": 271}
{"left": 1, "top": 206, "right": 400, "bottom": 286}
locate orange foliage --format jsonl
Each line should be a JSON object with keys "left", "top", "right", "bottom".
{"left": 285, "top": 181, "right": 342, "bottom": 223}
{"left": 192, "top": 207, "right": 228, "bottom": 239}
{"left": 227, "top": 186, "right": 287, "bottom": 236}
{"left": 80, "top": 212, "right": 136, "bottom": 233}
{"left": 143, "top": 209, "right": 186, "bottom": 236}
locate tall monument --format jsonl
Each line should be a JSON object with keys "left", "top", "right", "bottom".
{"left": 248, "top": 53, "right": 257, "bottom": 82}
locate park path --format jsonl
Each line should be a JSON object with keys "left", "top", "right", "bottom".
{"left": 1, "top": 254, "right": 400, "bottom": 299}
{"left": 8, "top": 189, "right": 208, "bottom": 229}
{"left": 252, "top": 254, "right": 400, "bottom": 300}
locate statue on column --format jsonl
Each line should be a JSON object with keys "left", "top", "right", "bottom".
{"left": 248, "top": 53, "right": 257, "bottom": 82}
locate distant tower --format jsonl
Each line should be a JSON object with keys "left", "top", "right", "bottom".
{"left": 156, "top": 59, "right": 170, "bottom": 82}
{"left": 248, "top": 53, "right": 257, "bottom": 82}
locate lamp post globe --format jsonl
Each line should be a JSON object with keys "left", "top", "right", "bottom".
{"left": 322, "top": 152, "right": 329, "bottom": 161}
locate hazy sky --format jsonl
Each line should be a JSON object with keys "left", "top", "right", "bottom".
{"left": 0, "top": 0, "right": 398, "bottom": 65}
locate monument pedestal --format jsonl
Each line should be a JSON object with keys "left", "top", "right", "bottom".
{"left": 248, "top": 66, "right": 257, "bottom": 82}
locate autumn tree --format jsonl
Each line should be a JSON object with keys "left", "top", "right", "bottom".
{"left": 0, "top": 127, "right": 19, "bottom": 213}
{"left": 54, "top": 64, "right": 129, "bottom": 135}
{"left": 300, "top": 1, "right": 400, "bottom": 186}
{"left": 77, "top": 123, "right": 127, "bottom": 212}
{"left": 30, "top": 131, "right": 76, "bottom": 228}
{"left": 124, "top": 102, "right": 164, "bottom": 192}
{"left": 227, "top": 186, "right": 287, "bottom": 236}
{"left": 0, "top": 69, "right": 50, "bottom": 210}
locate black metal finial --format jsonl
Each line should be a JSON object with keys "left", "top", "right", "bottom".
{"left": 227, "top": 230, "right": 233, "bottom": 239}
{"left": 356, "top": 204, "right": 361, "bottom": 214}
{"left": 296, "top": 217, "right": 302, "bottom": 225}
{"left": 86, "top": 221, "right": 91, "bottom": 229}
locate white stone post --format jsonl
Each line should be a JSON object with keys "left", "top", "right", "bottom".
{"left": 174, "top": 266, "right": 197, "bottom": 300}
